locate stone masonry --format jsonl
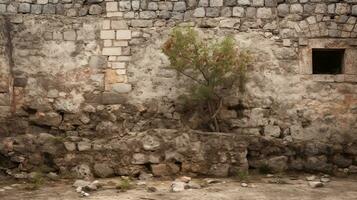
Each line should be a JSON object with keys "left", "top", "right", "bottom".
{"left": 0, "top": 0, "right": 357, "bottom": 179}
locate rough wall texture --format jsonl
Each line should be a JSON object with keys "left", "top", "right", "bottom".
{"left": 0, "top": 0, "right": 357, "bottom": 178}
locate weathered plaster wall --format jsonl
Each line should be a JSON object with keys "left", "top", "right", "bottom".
{"left": 0, "top": 0, "right": 357, "bottom": 178}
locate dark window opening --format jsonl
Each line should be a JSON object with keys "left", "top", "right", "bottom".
{"left": 312, "top": 49, "right": 345, "bottom": 74}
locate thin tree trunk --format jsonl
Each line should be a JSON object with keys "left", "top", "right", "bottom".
{"left": 208, "top": 101, "right": 220, "bottom": 132}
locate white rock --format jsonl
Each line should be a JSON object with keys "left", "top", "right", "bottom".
{"left": 175, "top": 176, "right": 191, "bottom": 183}
{"left": 73, "top": 180, "right": 91, "bottom": 188}
{"left": 171, "top": 181, "right": 186, "bottom": 192}
{"left": 76, "top": 187, "right": 82, "bottom": 193}
{"left": 241, "top": 183, "right": 248, "bottom": 187}
{"left": 306, "top": 175, "right": 316, "bottom": 181}
{"left": 308, "top": 181, "right": 323, "bottom": 188}
{"left": 81, "top": 191, "right": 90, "bottom": 197}
{"left": 320, "top": 177, "right": 330, "bottom": 183}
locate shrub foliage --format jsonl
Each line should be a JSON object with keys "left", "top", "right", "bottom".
{"left": 162, "top": 28, "right": 250, "bottom": 131}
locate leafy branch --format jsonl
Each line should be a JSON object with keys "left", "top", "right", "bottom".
{"left": 162, "top": 28, "right": 251, "bottom": 132}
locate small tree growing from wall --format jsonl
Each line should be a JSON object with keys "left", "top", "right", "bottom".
{"left": 162, "top": 28, "right": 250, "bottom": 132}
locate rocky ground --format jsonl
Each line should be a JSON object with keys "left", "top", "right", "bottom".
{"left": 0, "top": 173, "right": 357, "bottom": 200}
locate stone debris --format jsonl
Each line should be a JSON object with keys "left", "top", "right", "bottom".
{"left": 47, "top": 172, "right": 59, "bottom": 180}
{"left": 204, "top": 179, "right": 222, "bottom": 184}
{"left": 175, "top": 176, "right": 191, "bottom": 183}
{"left": 73, "top": 180, "right": 91, "bottom": 188}
{"left": 137, "top": 181, "right": 147, "bottom": 186}
{"left": 147, "top": 186, "right": 158, "bottom": 193}
{"left": 139, "top": 172, "right": 153, "bottom": 180}
{"left": 80, "top": 191, "right": 90, "bottom": 197}
{"left": 73, "top": 179, "right": 100, "bottom": 196}
{"left": 186, "top": 182, "right": 202, "bottom": 189}
{"left": 171, "top": 181, "right": 186, "bottom": 192}
{"left": 306, "top": 175, "right": 316, "bottom": 181}
{"left": 320, "top": 177, "right": 330, "bottom": 183}
{"left": 241, "top": 183, "right": 248, "bottom": 187}
{"left": 308, "top": 181, "right": 324, "bottom": 188}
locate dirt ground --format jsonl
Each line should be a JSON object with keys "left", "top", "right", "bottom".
{"left": 0, "top": 174, "right": 357, "bottom": 200}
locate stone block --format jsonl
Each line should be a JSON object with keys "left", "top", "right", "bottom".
{"left": 257, "top": 7, "right": 273, "bottom": 19}
{"left": 193, "top": 7, "right": 205, "bottom": 18}
{"left": 63, "top": 30, "right": 76, "bottom": 41}
{"left": 64, "top": 142, "right": 76, "bottom": 151}
{"left": 93, "top": 163, "right": 115, "bottom": 178}
{"left": 89, "top": 55, "right": 106, "bottom": 68}
{"left": 106, "top": 2, "right": 118, "bottom": 12}
{"left": 0, "top": 93, "right": 10, "bottom": 106}
{"left": 131, "top": 20, "right": 153, "bottom": 28}
{"left": 210, "top": 0, "right": 223, "bottom": 7}
{"left": 102, "top": 47, "right": 122, "bottom": 56}
{"left": 315, "top": 4, "right": 327, "bottom": 14}
{"left": 30, "top": 112, "right": 62, "bottom": 127}
{"left": 206, "top": 7, "right": 220, "bottom": 17}
{"left": 158, "top": 2, "right": 173, "bottom": 10}
{"left": 31, "top": 4, "right": 42, "bottom": 14}
{"left": 42, "top": 4, "right": 56, "bottom": 14}
{"left": 290, "top": 4, "right": 303, "bottom": 14}
{"left": 101, "top": 92, "right": 127, "bottom": 105}
{"left": 335, "top": 3, "right": 350, "bottom": 15}
{"left": 148, "top": 2, "right": 158, "bottom": 10}
{"left": 119, "top": 1, "right": 131, "bottom": 11}
{"left": 111, "top": 83, "right": 132, "bottom": 93}
{"left": 111, "top": 20, "right": 128, "bottom": 29}
{"left": 132, "top": 1, "right": 140, "bottom": 11}
{"left": 116, "top": 30, "right": 131, "bottom": 40}
{"left": 265, "top": 0, "right": 276, "bottom": 7}
{"left": 0, "top": 4, "right": 5, "bottom": 14}
{"left": 18, "top": 3, "right": 30, "bottom": 13}
{"left": 37, "top": 0, "right": 48, "bottom": 4}
{"left": 238, "top": 0, "right": 250, "bottom": 6}
{"left": 77, "top": 141, "right": 91, "bottom": 151}
{"left": 352, "top": 5, "right": 357, "bottom": 16}
{"left": 173, "top": 2, "right": 186, "bottom": 11}
{"left": 233, "top": 7, "right": 245, "bottom": 17}
{"left": 100, "top": 30, "right": 115, "bottom": 39}
{"left": 140, "top": 11, "right": 156, "bottom": 19}
{"left": 252, "top": 0, "right": 264, "bottom": 7}
{"left": 132, "top": 153, "right": 148, "bottom": 164}
{"left": 89, "top": 5, "right": 102, "bottom": 15}
{"left": 264, "top": 125, "right": 281, "bottom": 138}
{"left": 198, "top": 0, "right": 209, "bottom": 7}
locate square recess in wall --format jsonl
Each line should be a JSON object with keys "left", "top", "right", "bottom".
{"left": 299, "top": 39, "right": 357, "bottom": 82}
{"left": 312, "top": 49, "right": 345, "bottom": 74}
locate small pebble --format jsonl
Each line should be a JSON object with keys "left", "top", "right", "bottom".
{"left": 147, "top": 186, "right": 157, "bottom": 193}
{"left": 241, "top": 183, "right": 248, "bottom": 187}
{"left": 320, "top": 177, "right": 330, "bottom": 183}
{"left": 266, "top": 174, "right": 274, "bottom": 178}
{"left": 80, "top": 191, "right": 90, "bottom": 197}
{"left": 306, "top": 175, "right": 316, "bottom": 181}
{"left": 308, "top": 181, "right": 323, "bottom": 188}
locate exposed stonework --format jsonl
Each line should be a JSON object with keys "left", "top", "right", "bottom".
{"left": 0, "top": 0, "right": 357, "bottom": 178}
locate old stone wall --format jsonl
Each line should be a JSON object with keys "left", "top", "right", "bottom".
{"left": 0, "top": 0, "right": 357, "bottom": 178}
{"left": 0, "top": 16, "right": 12, "bottom": 122}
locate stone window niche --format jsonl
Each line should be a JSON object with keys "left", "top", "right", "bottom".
{"left": 299, "top": 39, "right": 357, "bottom": 82}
